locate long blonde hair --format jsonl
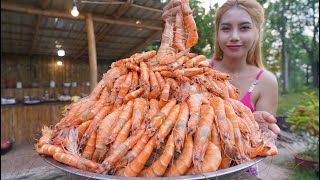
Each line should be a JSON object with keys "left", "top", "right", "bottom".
{"left": 213, "top": 0, "right": 265, "bottom": 69}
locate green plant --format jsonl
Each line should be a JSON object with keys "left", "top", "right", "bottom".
{"left": 286, "top": 91, "right": 319, "bottom": 162}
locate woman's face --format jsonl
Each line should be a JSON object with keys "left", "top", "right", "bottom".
{"left": 218, "top": 7, "right": 257, "bottom": 60}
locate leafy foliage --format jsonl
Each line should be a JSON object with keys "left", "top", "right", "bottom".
{"left": 286, "top": 91, "right": 319, "bottom": 159}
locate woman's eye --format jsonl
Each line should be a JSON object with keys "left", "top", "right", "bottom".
{"left": 240, "top": 26, "right": 250, "bottom": 30}
{"left": 221, "top": 27, "right": 230, "bottom": 31}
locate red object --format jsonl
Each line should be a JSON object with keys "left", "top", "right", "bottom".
{"left": 1, "top": 139, "right": 12, "bottom": 155}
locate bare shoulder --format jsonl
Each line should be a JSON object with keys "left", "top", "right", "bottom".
{"left": 260, "top": 70, "right": 278, "bottom": 87}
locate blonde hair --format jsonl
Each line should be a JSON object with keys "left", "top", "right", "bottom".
{"left": 214, "top": 0, "right": 265, "bottom": 69}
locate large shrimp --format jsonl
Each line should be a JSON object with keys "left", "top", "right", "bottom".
{"left": 193, "top": 104, "right": 214, "bottom": 171}
{"left": 181, "top": 0, "right": 198, "bottom": 49}
{"left": 115, "top": 134, "right": 150, "bottom": 170}
{"left": 98, "top": 129, "right": 144, "bottom": 173}
{"left": 173, "top": 102, "right": 189, "bottom": 152}
{"left": 82, "top": 130, "right": 96, "bottom": 160}
{"left": 92, "top": 106, "right": 123, "bottom": 163}
{"left": 36, "top": 126, "right": 54, "bottom": 147}
{"left": 129, "top": 71, "right": 139, "bottom": 92}
{"left": 123, "top": 87, "right": 145, "bottom": 104}
{"left": 173, "top": 9, "right": 186, "bottom": 51}
{"left": 140, "top": 135, "right": 175, "bottom": 177}
{"left": 187, "top": 142, "right": 221, "bottom": 175}
{"left": 155, "top": 104, "right": 180, "bottom": 148}
{"left": 146, "top": 99, "right": 177, "bottom": 137}
{"left": 34, "top": 144, "right": 64, "bottom": 156}
{"left": 131, "top": 98, "right": 148, "bottom": 134}
{"left": 187, "top": 93, "right": 209, "bottom": 134}
{"left": 209, "top": 96, "right": 235, "bottom": 159}
{"left": 104, "top": 100, "right": 134, "bottom": 145}
{"left": 156, "top": 22, "right": 177, "bottom": 65}
{"left": 144, "top": 99, "right": 160, "bottom": 125}
{"left": 165, "top": 134, "right": 193, "bottom": 176}
{"left": 116, "top": 137, "right": 156, "bottom": 177}
{"left": 103, "top": 65, "right": 128, "bottom": 91}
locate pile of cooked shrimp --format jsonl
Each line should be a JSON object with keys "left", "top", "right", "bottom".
{"left": 34, "top": 0, "right": 278, "bottom": 177}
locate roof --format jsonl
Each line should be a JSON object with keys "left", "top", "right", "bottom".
{"left": 1, "top": 0, "right": 166, "bottom": 62}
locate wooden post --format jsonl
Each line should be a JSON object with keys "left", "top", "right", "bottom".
{"left": 85, "top": 13, "right": 97, "bottom": 91}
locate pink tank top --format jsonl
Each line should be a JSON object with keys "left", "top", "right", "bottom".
{"left": 209, "top": 60, "right": 264, "bottom": 112}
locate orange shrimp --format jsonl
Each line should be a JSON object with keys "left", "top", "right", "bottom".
{"left": 174, "top": 68, "right": 206, "bottom": 77}
{"left": 76, "top": 120, "right": 91, "bottom": 142}
{"left": 114, "top": 74, "right": 128, "bottom": 92}
{"left": 187, "top": 93, "right": 209, "bottom": 134}
{"left": 144, "top": 99, "right": 160, "bottom": 125}
{"left": 211, "top": 121, "right": 222, "bottom": 151}
{"left": 81, "top": 105, "right": 112, "bottom": 146}
{"left": 224, "top": 100, "right": 249, "bottom": 163}
{"left": 139, "top": 61, "right": 149, "bottom": 87}
{"left": 93, "top": 106, "right": 123, "bottom": 163}
{"left": 110, "top": 118, "right": 132, "bottom": 151}
{"left": 104, "top": 100, "right": 134, "bottom": 145}
{"left": 149, "top": 70, "right": 160, "bottom": 91}
{"left": 156, "top": 22, "right": 176, "bottom": 65}
{"left": 155, "top": 104, "right": 180, "bottom": 148}
{"left": 87, "top": 79, "right": 106, "bottom": 100}
{"left": 125, "top": 62, "right": 140, "bottom": 72}
{"left": 117, "top": 137, "right": 156, "bottom": 177}
{"left": 184, "top": 55, "right": 206, "bottom": 68}
{"left": 155, "top": 71, "right": 166, "bottom": 90}
{"left": 160, "top": 81, "right": 171, "bottom": 102}
{"left": 131, "top": 50, "right": 156, "bottom": 63}
{"left": 187, "top": 142, "right": 221, "bottom": 174}
{"left": 82, "top": 130, "right": 96, "bottom": 160}
{"left": 204, "top": 69, "right": 233, "bottom": 81}
{"left": 131, "top": 98, "right": 148, "bottom": 134}
{"left": 224, "top": 80, "right": 240, "bottom": 100}
{"left": 173, "top": 9, "right": 186, "bottom": 51}
{"left": 123, "top": 87, "right": 145, "bottom": 103}
{"left": 116, "top": 134, "right": 150, "bottom": 170}
{"left": 79, "top": 87, "right": 109, "bottom": 122}
{"left": 98, "top": 129, "right": 145, "bottom": 173}
{"left": 181, "top": 0, "right": 198, "bottom": 49}
{"left": 129, "top": 71, "right": 139, "bottom": 92}
{"left": 193, "top": 104, "right": 214, "bottom": 170}
{"left": 37, "top": 126, "right": 54, "bottom": 147}
{"left": 53, "top": 152, "right": 99, "bottom": 172}
{"left": 141, "top": 135, "right": 175, "bottom": 177}
{"left": 34, "top": 144, "right": 64, "bottom": 156}
{"left": 151, "top": 65, "right": 168, "bottom": 72}
{"left": 115, "top": 72, "right": 133, "bottom": 102}
{"left": 165, "top": 134, "right": 193, "bottom": 176}
{"left": 111, "top": 58, "right": 133, "bottom": 68}
{"left": 103, "top": 65, "right": 128, "bottom": 91}
{"left": 146, "top": 99, "right": 177, "bottom": 137}
{"left": 179, "top": 82, "right": 191, "bottom": 103}
{"left": 168, "top": 56, "right": 188, "bottom": 70}
{"left": 173, "top": 102, "right": 189, "bottom": 153}
{"left": 209, "top": 96, "right": 235, "bottom": 159}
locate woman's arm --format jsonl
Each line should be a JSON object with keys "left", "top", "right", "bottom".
{"left": 254, "top": 70, "right": 281, "bottom": 135}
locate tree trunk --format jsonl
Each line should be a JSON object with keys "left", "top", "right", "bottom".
{"left": 312, "top": 61, "right": 319, "bottom": 88}
{"left": 281, "top": 0, "right": 289, "bottom": 94}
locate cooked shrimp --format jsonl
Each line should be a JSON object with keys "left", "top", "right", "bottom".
{"left": 146, "top": 99, "right": 177, "bottom": 136}
{"left": 155, "top": 104, "right": 180, "bottom": 148}
{"left": 35, "top": 144, "right": 64, "bottom": 156}
{"left": 173, "top": 102, "right": 189, "bottom": 152}
{"left": 141, "top": 135, "right": 175, "bottom": 177}
{"left": 82, "top": 130, "right": 96, "bottom": 160}
{"left": 193, "top": 104, "right": 214, "bottom": 170}
{"left": 131, "top": 98, "right": 148, "bottom": 134}
{"left": 187, "top": 93, "right": 209, "bottom": 134}
{"left": 104, "top": 100, "right": 134, "bottom": 145}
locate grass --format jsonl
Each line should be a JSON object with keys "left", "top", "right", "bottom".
{"left": 290, "top": 167, "right": 319, "bottom": 180}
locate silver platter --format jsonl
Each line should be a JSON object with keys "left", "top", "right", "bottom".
{"left": 41, "top": 155, "right": 265, "bottom": 179}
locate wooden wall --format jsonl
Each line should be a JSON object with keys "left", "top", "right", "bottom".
{"left": 1, "top": 102, "right": 68, "bottom": 145}
{"left": 1, "top": 53, "right": 113, "bottom": 89}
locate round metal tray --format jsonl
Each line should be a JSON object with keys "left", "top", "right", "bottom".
{"left": 41, "top": 155, "right": 265, "bottom": 179}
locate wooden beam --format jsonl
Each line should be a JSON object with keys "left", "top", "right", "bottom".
{"left": 85, "top": 13, "right": 98, "bottom": 91}
{"left": 1, "top": 1, "right": 163, "bottom": 31}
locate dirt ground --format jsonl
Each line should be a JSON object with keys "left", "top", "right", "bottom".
{"left": 1, "top": 131, "right": 305, "bottom": 180}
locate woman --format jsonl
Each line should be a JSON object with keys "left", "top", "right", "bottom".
{"left": 162, "top": 0, "right": 281, "bottom": 177}
{"left": 162, "top": 0, "right": 281, "bottom": 136}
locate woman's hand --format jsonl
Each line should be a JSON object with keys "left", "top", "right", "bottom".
{"left": 253, "top": 111, "right": 281, "bottom": 136}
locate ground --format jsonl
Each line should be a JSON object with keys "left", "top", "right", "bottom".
{"left": 1, "top": 131, "right": 306, "bottom": 180}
